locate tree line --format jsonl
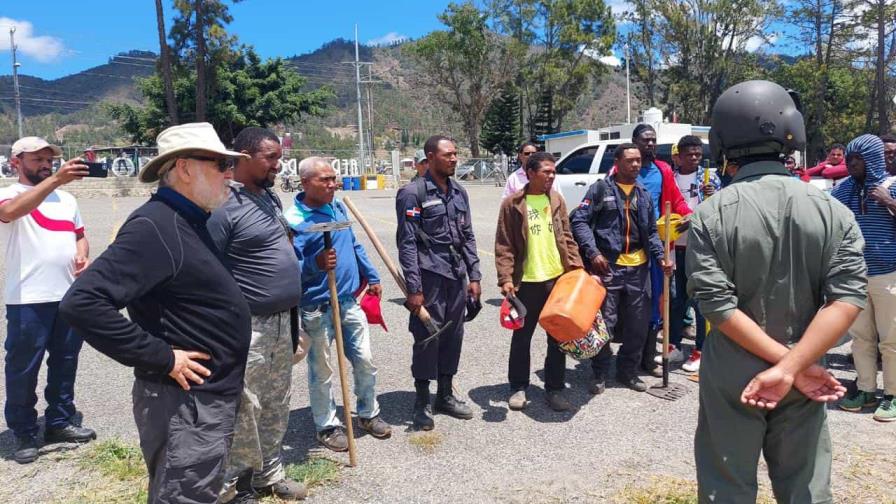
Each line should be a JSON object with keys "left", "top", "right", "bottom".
{"left": 410, "top": 0, "right": 895, "bottom": 164}
{"left": 113, "top": 0, "right": 332, "bottom": 145}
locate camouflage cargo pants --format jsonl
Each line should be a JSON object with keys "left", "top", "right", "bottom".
{"left": 223, "top": 311, "right": 294, "bottom": 493}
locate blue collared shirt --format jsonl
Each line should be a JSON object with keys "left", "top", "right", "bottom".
{"left": 284, "top": 193, "right": 380, "bottom": 307}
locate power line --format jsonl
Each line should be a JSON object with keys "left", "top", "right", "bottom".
{"left": 0, "top": 96, "right": 96, "bottom": 105}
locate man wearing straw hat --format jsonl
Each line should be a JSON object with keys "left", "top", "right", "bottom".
{"left": 61, "top": 122, "right": 252, "bottom": 503}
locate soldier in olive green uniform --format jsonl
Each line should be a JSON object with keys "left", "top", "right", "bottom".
{"left": 686, "top": 80, "right": 867, "bottom": 503}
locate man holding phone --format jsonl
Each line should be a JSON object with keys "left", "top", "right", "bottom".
{"left": 0, "top": 137, "right": 94, "bottom": 464}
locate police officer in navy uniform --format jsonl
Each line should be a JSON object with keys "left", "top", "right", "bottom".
{"left": 396, "top": 135, "right": 482, "bottom": 431}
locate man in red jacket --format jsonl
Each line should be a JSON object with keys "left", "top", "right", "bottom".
{"left": 630, "top": 124, "right": 692, "bottom": 375}
{"left": 805, "top": 143, "right": 846, "bottom": 179}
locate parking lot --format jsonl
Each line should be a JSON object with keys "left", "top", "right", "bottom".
{"left": 0, "top": 184, "right": 893, "bottom": 503}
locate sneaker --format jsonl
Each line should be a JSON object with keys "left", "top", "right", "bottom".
{"left": 14, "top": 436, "right": 39, "bottom": 464}
{"left": 838, "top": 390, "right": 878, "bottom": 412}
{"left": 315, "top": 427, "right": 348, "bottom": 452}
{"left": 588, "top": 374, "right": 606, "bottom": 395}
{"left": 44, "top": 424, "right": 97, "bottom": 444}
{"left": 255, "top": 479, "right": 307, "bottom": 501}
{"left": 873, "top": 396, "right": 896, "bottom": 423}
{"left": 682, "top": 350, "right": 702, "bottom": 373}
{"left": 642, "top": 364, "right": 663, "bottom": 378}
{"left": 545, "top": 390, "right": 571, "bottom": 411}
{"left": 358, "top": 415, "right": 392, "bottom": 439}
{"left": 619, "top": 375, "right": 648, "bottom": 392}
{"left": 508, "top": 389, "right": 528, "bottom": 410}
{"left": 682, "top": 325, "right": 697, "bottom": 340}
{"left": 654, "top": 345, "right": 685, "bottom": 364}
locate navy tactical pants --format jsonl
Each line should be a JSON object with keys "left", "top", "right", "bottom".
{"left": 410, "top": 270, "right": 466, "bottom": 380}
{"left": 591, "top": 263, "right": 650, "bottom": 378}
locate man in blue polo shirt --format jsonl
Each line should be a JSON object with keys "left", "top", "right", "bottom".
{"left": 285, "top": 157, "right": 391, "bottom": 452}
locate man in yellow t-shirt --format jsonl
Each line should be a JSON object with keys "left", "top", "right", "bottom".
{"left": 495, "top": 152, "right": 583, "bottom": 412}
{"left": 570, "top": 144, "right": 672, "bottom": 393}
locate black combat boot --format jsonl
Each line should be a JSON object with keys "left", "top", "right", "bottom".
{"left": 433, "top": 374, "right": 473, "bottom": 419}
{"left": 413, "top": 380, "right": 434, "bottom": 431}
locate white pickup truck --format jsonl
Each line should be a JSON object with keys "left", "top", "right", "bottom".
{"left": 553, "top": 141, "right": 832, "bottom": 206}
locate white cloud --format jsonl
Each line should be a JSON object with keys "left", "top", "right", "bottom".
{"left": 599, "top": 55, "right": 621, "bottom": 67}
{"left": 367, "top": 32, "right": 408, "bottom": 47}
{"left": 745, "top": 33, "right": 778, "bottom": 53}
{"left": 606, "top": 0, "right": 633, "bottom": 16}
{"left": 0, "top": 18, "right": 65, "bottom": 62}
{"left": 580, "top": 46, "right": 622, "bottom": 67}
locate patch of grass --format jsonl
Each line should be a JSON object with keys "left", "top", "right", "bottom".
{"left": 408, "top": 431, "right": 443, "bottom": 454}
{"left": 284, "top": 456, "right": 341, "bottom": 490}
{"left": 55, "top": 438, "right": 149, "bottom": 504}
{"left": 612, "top": 476, "right": 774, "bottom": 504}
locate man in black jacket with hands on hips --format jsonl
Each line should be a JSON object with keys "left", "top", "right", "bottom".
{"left": 60, "top": 122, "right": 252, "bottom": 504}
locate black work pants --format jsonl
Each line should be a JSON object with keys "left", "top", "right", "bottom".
{"left": 410, "top": 270, "right": 466, "bottom": 380}
{"left": 508, "top": 279, "right": 566, "bottom": 392}
{"left": 133, "top": 378, "right": 239, "bottom": 503}
{"left": 591, "top": 263, "right": 650, "bottom": 378}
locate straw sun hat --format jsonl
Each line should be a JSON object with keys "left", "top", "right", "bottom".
{"left": 138, "top": 122, "right": 249, "bottom": 183}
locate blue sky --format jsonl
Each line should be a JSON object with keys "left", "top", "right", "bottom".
{"left": 0, "top": 0, "right": 452, "bottom": 80}
{"left": 2, "top": 1, "right": 795, "bottom": 81}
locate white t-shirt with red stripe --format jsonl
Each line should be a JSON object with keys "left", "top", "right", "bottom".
{"left": 0, "top": 183, "right": 84, "bottom": 305}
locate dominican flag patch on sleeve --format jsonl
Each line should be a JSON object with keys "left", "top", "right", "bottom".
{"left": 406, "top": 207, "right": 421, "bottom": 219}
{"left": 579, "top": 199, "right": 591, "bottom": 208}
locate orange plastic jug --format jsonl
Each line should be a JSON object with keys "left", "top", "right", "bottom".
{"left": 538, "top": 269, "right": 606, "bottom": 342}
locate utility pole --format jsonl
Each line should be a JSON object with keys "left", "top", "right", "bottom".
{"left": 354, "top": 25, "right": 365, "bottom": 175}
{"left": 624, "top": 43, "right": 631, "bottom": 124}
{"left": 9, "top": 27, "right": 23, "bottom": 138}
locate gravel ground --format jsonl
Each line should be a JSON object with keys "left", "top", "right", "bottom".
{"left": 0, "top": 184, "right": 894, "bottom": 503}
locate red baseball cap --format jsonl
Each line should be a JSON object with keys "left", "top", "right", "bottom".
{"left": 500, "top": 294, "right": 527, "bottom": 330}
{"left": 360, "top": 292, "right": 388, "bottom": 331}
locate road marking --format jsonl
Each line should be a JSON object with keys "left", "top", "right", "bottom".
{"left": 362, "top": 215, "right": 494, "bottom": 257}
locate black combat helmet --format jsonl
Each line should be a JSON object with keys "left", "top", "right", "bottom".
{"left": 709, "top": 80, "right": 806, "bottom": 164}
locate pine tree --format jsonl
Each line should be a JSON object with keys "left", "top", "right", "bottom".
{"left": 480, "top": 84, "right": 521, "bottom": 155}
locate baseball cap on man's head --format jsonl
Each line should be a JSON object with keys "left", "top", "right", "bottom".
{"left": 11, "top": 137, "right": 63, "bottom": 158}
{"left": 414, "top": 149, "right": 427, "bottom": 164}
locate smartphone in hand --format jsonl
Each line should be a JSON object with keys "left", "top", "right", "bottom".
{"left": 83, "top": 162, "right": 108, "bottom": 178}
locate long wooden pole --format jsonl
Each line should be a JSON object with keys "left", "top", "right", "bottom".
{"left": 341, "top": 196, "right": 444, "bottom": 336}
{"left": 662, "top": 201, "right": 672, "bottom": 387}
{"left": 324, "top": 232, "right": 357, "bottom": 467}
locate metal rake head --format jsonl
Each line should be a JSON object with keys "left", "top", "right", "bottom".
{"left": 646, "top": 382, "right": 689, "bottom": 401}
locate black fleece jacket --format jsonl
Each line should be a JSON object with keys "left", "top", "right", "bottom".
{"left": 60, "top": 188, "right": 251, "bottom": 396}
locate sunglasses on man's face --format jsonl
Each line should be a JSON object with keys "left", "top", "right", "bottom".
{"left": 188, "top": 155, "right": 231, "bottom": 172}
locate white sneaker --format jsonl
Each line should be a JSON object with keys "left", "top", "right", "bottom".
{"left": 655, "top": 345, "right": 685, "bottom": 364}
{"left": 682, "top": 350, "right": 702, "bottom": 372}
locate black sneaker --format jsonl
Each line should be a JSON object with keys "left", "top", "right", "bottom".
{"left": 14, "top": 436, "right": 39, "bottom": 464}
{"left": 619, "top": 375, "right": 648, "bottom": 392}
{"left": 255, "top": 479, "right": 307, "bottom": 501}
{"left": 433, "top": 394, "right": 474, "bottom": 419}
{"left": 359, "top": 415, "right": 392, "bottom": 439}
{"left": 44, "top": 424, "right": 97, "bottom": 444}
{"left": 315, "top": 427, "right": 348, "bottom": 452}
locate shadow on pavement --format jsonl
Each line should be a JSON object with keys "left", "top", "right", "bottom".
{"left": 467, "top": 383, "right": 510, "bottom": 423}
{"left": 375, "top": 390, "right": 416, "bottom": 431}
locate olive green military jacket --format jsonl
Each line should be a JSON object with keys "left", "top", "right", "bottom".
{"left": 685, "top": 161, "right": 867, "bottom": 347}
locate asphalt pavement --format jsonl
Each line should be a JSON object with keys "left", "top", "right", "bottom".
{"left": 0, "top": 183, "right": 893, "bottom": 503}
